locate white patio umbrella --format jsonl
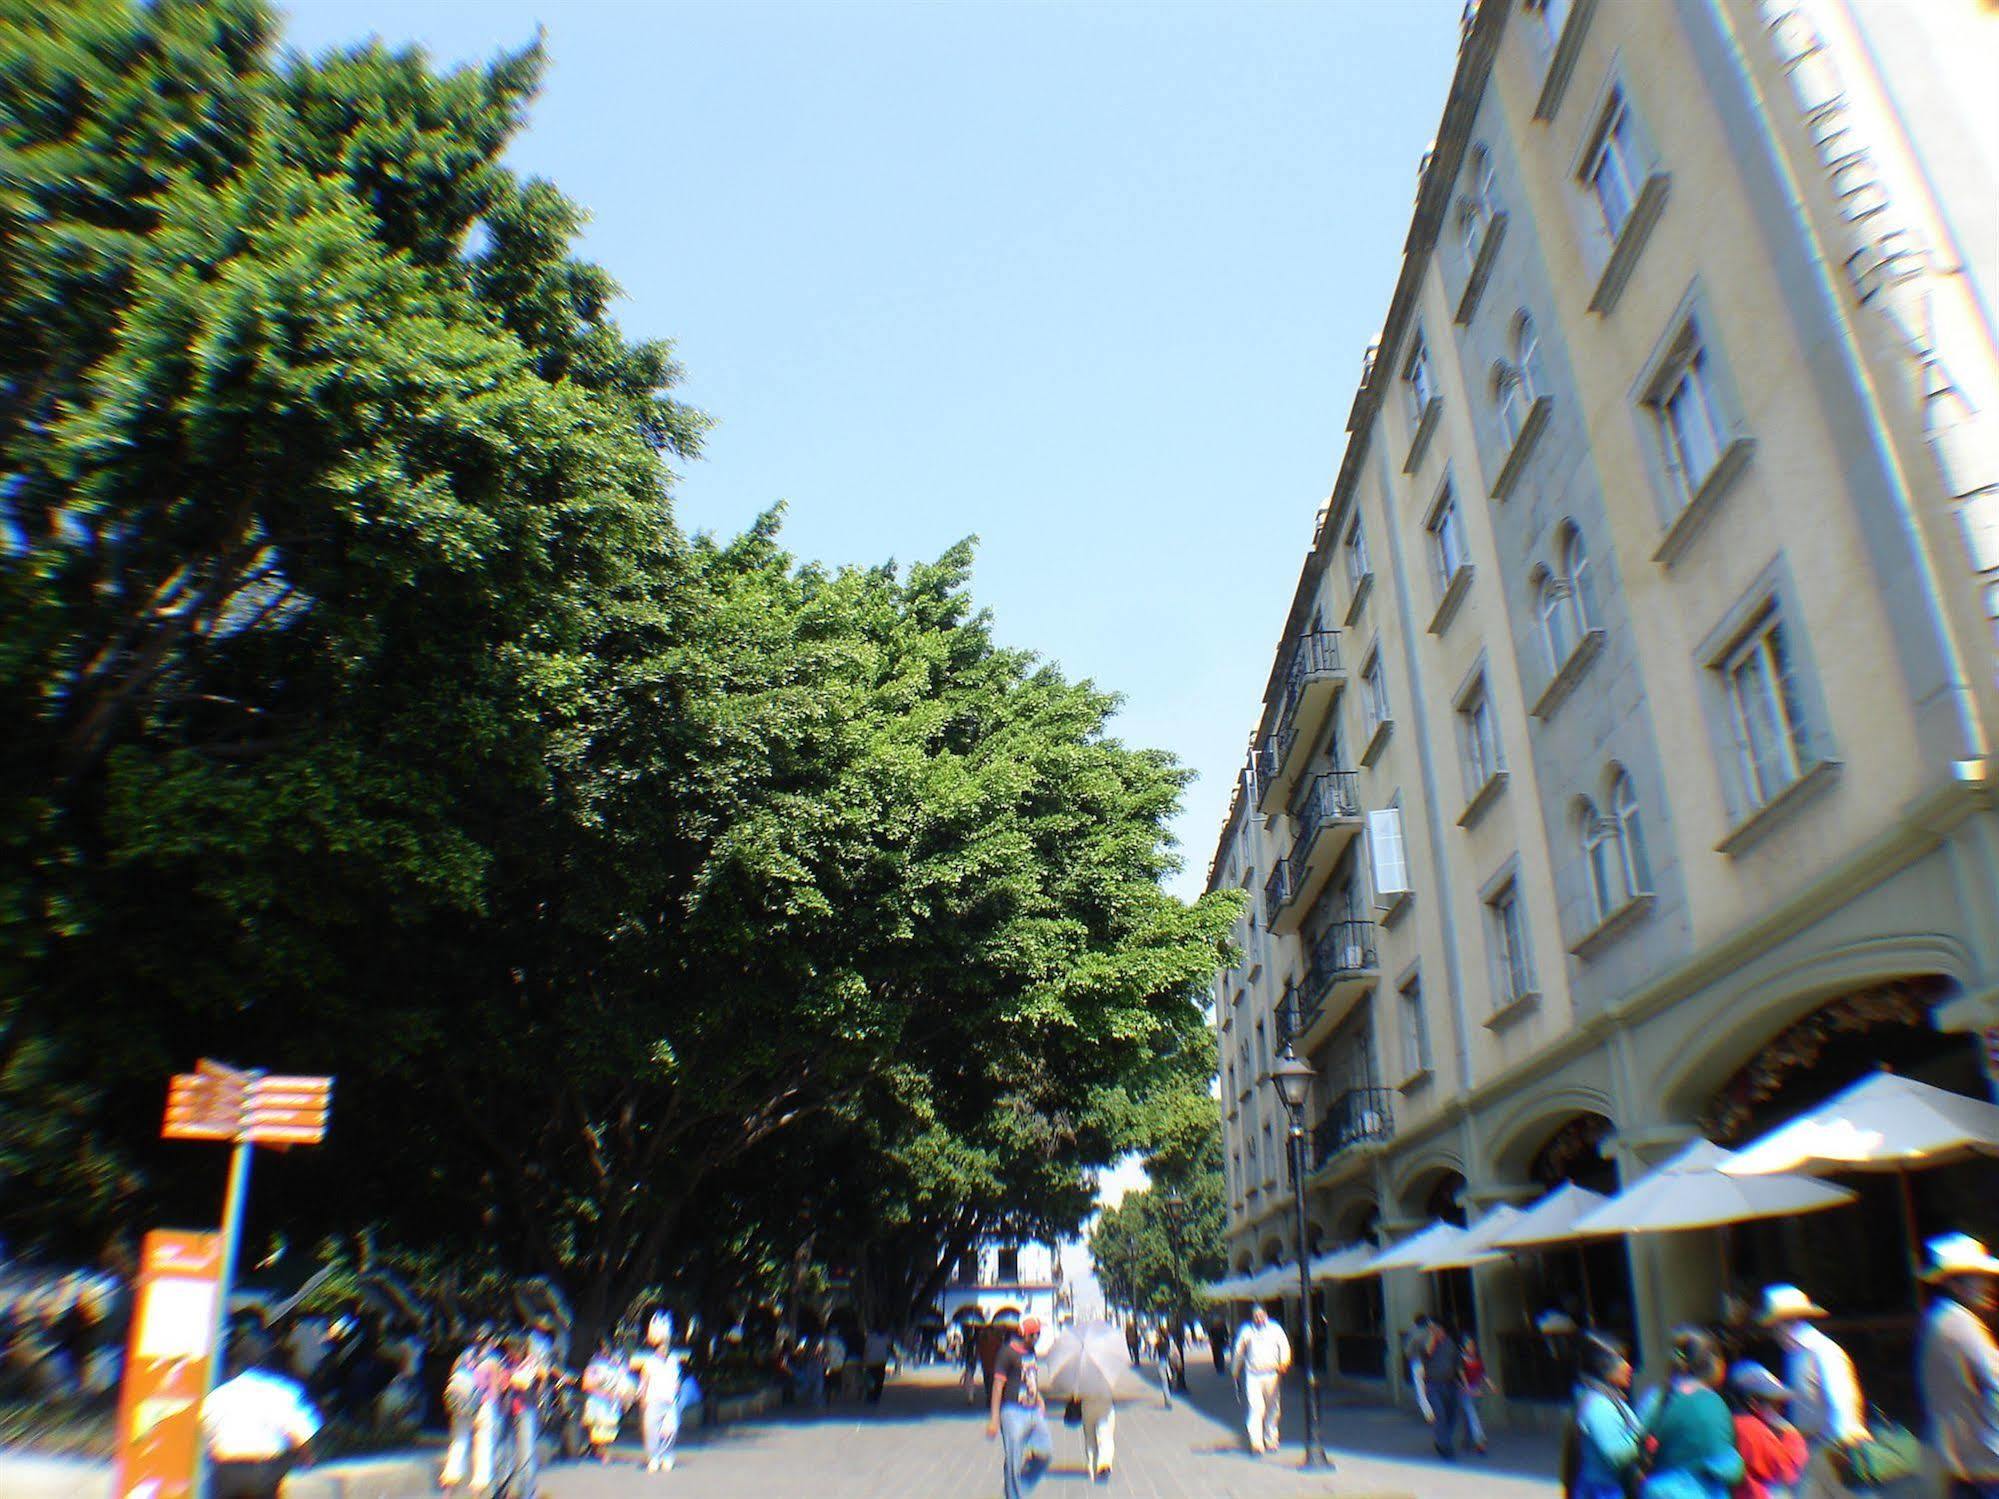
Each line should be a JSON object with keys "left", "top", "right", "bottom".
{"left": 1200, "top": 1274, "right": 1248, "bottom": 1299}
{"left": 1572, "top": 1139, "right": 1855, "bottom": 1236}
{"left": 1422, "top": 1204, "right": 1527, "bottom": 1271}
{"left": 1491, "top": 1183, "right": 1614, "bottom": 1250}
{"left": 1309, "top": 1243, "right": 1380, "bottom": 1282}
{"left": 1364, "top": 1219, "right": 1472, "bottom": 1274}
{"left": 1720, "top": 1072, "right": 1999, "bottom": 1176}
{"left": 1719, "top": 1071, "right": 1999, "bottom": 1297}
{"left": 1490, "top": 1182, "right": 1617, "bottom": 1324}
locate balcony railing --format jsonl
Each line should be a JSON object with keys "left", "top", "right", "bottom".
{"left": 1275, "top": 980, "right": 1320, "bottom": 1048}
{"left": 1289, "top": 770, "right": 1362, "bottom": 862}
{"left": 1273, "top": 631, "right": 1342, "bottom": 745}
{"left": 1312, "top": 1086, "right": 1396, "bottom": 1170}
{"left": 1261, "top": 859, "right": 1296, "bottom": 926}
{"left": 1303, "top": 918, "right": 1379, "bottom": 1007}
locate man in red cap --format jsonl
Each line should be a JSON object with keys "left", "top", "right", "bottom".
{"left": 987, "top": 1315, "right": 1054, "bottom": 1498}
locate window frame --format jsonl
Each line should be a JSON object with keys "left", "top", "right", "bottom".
{"left": 1583, "top": 90, "right": 1640, "bottom": 242}
{"left": 1398, "top": 972, "right": 1432, "bottom": 1078}
{"left": 1362, "top": 651, "right": 1390, "bottom": 737}
{"left": 1721, "top": 610, "right": 1811, "bottom": 809}
{"left": 1404, "top": 335, "right": 1436, "bottom": 428}
{"left": 1579, "top": 798, "right": 1618, "bottom": 924}
{"left": 1611, "top": 769, "right": 1652, "bottom": 898}
{"left": 1343, "top": 513, "right": 1371, "bottom": 591}
{"left": 1486, "top": 875, "right": 1537, "bottom": 1009}
{"left": 1459, "top": 675, "right": 1503, "bottom": 795}
{"left": 1427, "top": 485, "right": 1469, "bottom": 593}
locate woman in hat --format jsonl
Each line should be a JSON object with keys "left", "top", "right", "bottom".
{"left": 1758, "top": 1284, "right": 1865, "bottom": 1499}
{"left": 1916, "top": 1232, "right": 1999, "bottom": 1498}
{"left": 1635, "top": 1327, "right": 1744, "bottom": 1499}
{"left": 1728, "top": 1362, "right": 1808, "bottom": 1499}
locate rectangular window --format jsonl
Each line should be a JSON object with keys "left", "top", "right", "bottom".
{"left": 1344, "top": 515, "right": 1371, "bottom": 592}
{"left": 1362, "top": 653, "right": 1390, "bottom": 736}
{"left": 1398, "top": 974, "right": 1431, "bottom": 1074}
{"left": 1367, "top": 808, "right": 1410, "bottom": 903}
{"left": 1261, "top": 1121, "right": 1275, "bottom": 1184}
{"left": 1584, "top": 91, "right": 1639, "bottom": 241}
{"left": 1657, "top": 342, "right": 1725, "bottom": 498}
{"left": 1255, "top": 1017, "right": 1268, "bottom": 1080}
{"left": 1487, "top": 878, "right": 1535, "bottom": 1006}
{"left": 1722, "top": 611, "right": 1811, "bottom": 807}
{"left": 1459, "top": 678, "right": 1503, "bottom": 793}
{"left": 1428, "top": 487, "right": 1469, "bottom": 592}
{"left": 1403, "top": 336, "right": 1436, "bottom": 427}
{"left": 996, "top": 1246, "right": 1020, "bottom": 1283}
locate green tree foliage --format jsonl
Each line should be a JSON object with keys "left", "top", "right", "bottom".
{"left": 1087, "top": 1084, "right": 1229, "bottom": 1320}
{"left": 0, "top": 0, "right": 1235, "bottom": 1339}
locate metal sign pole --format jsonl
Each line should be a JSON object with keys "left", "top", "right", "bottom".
{"left": 196, "top": 1135, "right": 256, "bottom": 1499}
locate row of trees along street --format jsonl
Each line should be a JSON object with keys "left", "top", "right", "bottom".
{"left": 0, "top": 0, "right": 1239, "bottom": 1351}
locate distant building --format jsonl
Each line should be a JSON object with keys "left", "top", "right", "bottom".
{"left": 937, "top": 1239, "right": 1069, "bottom": 1327}
{"left": 1210, "top": 0, "right": 1998, "bottom": 1420}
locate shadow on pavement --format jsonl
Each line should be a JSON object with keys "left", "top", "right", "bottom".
{"left": 1172, "top": 1359, "right": 1562, "bottom": 1487}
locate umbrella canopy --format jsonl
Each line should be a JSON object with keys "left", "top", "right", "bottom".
{"left": 1491, "top": 1183, "right": 1614, "bottom": 1250}
{"left": 1365, "top": 1220, "right": 1471, "bottom": 1274}
{"left": 1573, "top": 1139, "right": 1855, "bottom": 1236}
{"left": 1239, "top": 1263, "right": 1300, "bottom": 1300}
{"left": 1720, "top": 1072, "right": 1999, "bottom": 1177}
{"left": 1423, "top": 1204, "right": 1527, "bottom": 1270}
{"left": 1040, "top": 1321, "right": 1131, "bottom": 1403}
{"left": 1309, "top": 1243, "right": 1380, "bottom": 1282}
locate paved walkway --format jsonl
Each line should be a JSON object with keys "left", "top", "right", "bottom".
{"left": 539, "top": 1360, "right": 1563, "bottom": 1498}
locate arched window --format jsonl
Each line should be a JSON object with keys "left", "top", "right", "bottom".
{"left": 1537, "top": 569, "right": 1576, "bottom": 672}
{"left": 1580, "top": 799, "right": 1617, "bottom": 923}
{"left": 1612, "top": 770, "right": 1651, "bottom": 898}
{"left": 1460, "top": 146, "right": 1497, "bottom": 263}
{"left": 1560, "top": 525, "right": 1595, "bottom": 634}
{"left": 1512, "top": 312, "right": 1542, "bottom": 405}
{"left": 1491, "top": 365, "right": 1524, "bottom": 450}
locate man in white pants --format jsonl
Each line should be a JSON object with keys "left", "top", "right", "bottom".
{"left": 1230, "top": 1304, "right": 1293, "bottom": 1456}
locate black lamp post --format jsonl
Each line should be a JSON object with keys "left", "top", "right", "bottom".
{"left": 1161, "top": 1190, "right": 1189, "bottom": 1392}
{"left": 1267, "top": 1044, "right": 1330, "bottom": 1469}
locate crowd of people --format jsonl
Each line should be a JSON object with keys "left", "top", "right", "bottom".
{"left": 0, "top": 1268, "right": 126, "bottom": 1407}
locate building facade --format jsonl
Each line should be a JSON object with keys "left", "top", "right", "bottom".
{"left": 936, "top": 1239, "right": 1069, "bottom": 1328}
{"left": 1210, "top": 0, "right": 1999, "bottom": 1414}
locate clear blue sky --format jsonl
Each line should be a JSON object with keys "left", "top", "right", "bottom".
{"left": 278, "top": 0, "right": 1464, "bottom": 901}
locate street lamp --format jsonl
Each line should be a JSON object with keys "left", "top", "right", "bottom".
{"left": 1266, "top": 1044, "right": 1330, "bottom": 1470}
{"left": 1160, "top": 1191, "right": 1189, "bottom": 1392}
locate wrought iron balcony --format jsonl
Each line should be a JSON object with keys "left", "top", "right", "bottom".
{"left": 1261, "top": 858, "right": 1296, "bottom": 927}
{"left": 1266, "top": 772, "right": 1366, "bottom": 935}
{"left": 1312, "top": 1086, "right": 1396, "bottom": 1171}
{"left": 1273, "top": 918, "right": 1379, "bottom": 1049}
{"left": 1275, "top": 979, "right": 1321, "bottom": 1048}
{"left": 1255, "top": 630, "right": 1344, "bottom": 810}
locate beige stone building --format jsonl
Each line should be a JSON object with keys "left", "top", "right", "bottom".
{"left": 1208, "top": 0, "right": 1999, "bottom": 1417}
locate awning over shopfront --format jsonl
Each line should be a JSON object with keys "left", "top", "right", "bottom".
{"left": 1491, "top": 1182, "right": 1613, "bottom": 1249}
{"left": 1572, "top": 1139, "right": 1855, "bottom": 1236}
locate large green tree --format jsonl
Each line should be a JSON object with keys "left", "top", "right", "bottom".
{"left": 1088, "top": 1084, "right": 1229, "bottom": 1322}
{"left": 0, "top": 0, "right": 1235, "bottom": 1344}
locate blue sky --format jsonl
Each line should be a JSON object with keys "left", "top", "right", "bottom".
{"left": 278, "top": 0, "right": 1464, "bottom": 902}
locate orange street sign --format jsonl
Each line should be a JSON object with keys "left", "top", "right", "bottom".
{"left": 163, "top": 1073, "right": 238, "bottom": 1142}
{"left": 241, "top": 1074, "right": 332, "bottom": 1146}
{"left": 113, "top": 1230, "right": 224, "bottom": 1499}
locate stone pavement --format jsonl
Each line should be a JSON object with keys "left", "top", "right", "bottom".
{"left": 538, "top": 1359, "right": 1563, "bottom": 1498}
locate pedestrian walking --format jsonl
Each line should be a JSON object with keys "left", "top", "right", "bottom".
{"left": 1761, "top": 1285, "right": 1866, "bottom": 1499}
{"left": 439, "top": 1331, "right": 502, "bottom": 1492}
{"left": 1562, "top": 1332, "right": 1644, "bottom": 1499}
{"left": 1125, "top": 1320, "right": 1140, "bottom": 1367}
{"left": 1209, "top": 1319, "right": 1229, "bottom": 1375}
{"left": 824, "top": 1325, "right": 849, "bottom": 1402}
{"left": 1152, "top": 1327, "right": 1174, "bottom": 1409}
{"left": 1461, "top": 1333, "right": 1493, "bottom": 1455}
{"left": 633, "top": 1312, "right": 686, "bottom": 1474}
{"left": 1634, "top": 1327, "right": 1744, "bottom": 1499}
{"left": 863, "top": 1328, "right": 892, "bottom": 1404}
{"left": 1403, "top": 1313, "right": 1436, "bottom": 1423}
{"left": 1229, "top": 1303, "right": 1292, "bottom": 1456}
{"left": 986, "top": 1314, "right": 1054, "bottom": 1499}
{"left": 496, "top": 1330, "right": 550, "bottom": 1498}
{"left": 581, "top": 1342, "right": 634, "bottom": 1463}
{"left": 1422, "top": 1320, "right": 1466, "bottom": 1461}
{"left": 1729, "top": 1361, "right": 1809, "bottom": 1499}
{"left": 201, "top": 1335, "right": 321, "bottom": 1499}
{"left": 961, "top": 1326, "right": 982, "bottom": 1407}
{"left": 1916, "top": 1233, "right": 1999, "bottom": 1498}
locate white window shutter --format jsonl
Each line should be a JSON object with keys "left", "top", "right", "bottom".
{"left": 1367, "top": 808, "right": 1410, "bottom": 903}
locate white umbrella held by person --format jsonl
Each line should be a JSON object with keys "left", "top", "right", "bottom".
{"left": 1038, "top": 1321, "right": 1130, "bottom": 1404}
